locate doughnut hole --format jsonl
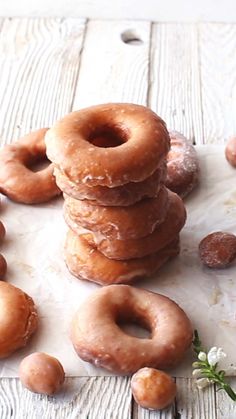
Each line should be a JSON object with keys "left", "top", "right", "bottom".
{"left": 19, "top": 352, "right": 65, "bottom": 395}
{"left": 0, "top": 254, "right": 7, "bottom": 279}
{"left": 131, "top": 367, "right": 176, "bottom": 410}
{"left": 199, "top": 232, "right": 236, "bottom": 268}
{"left": 88, "top": 124, "right": 130, "bottom": 148}
{"left": 0, "top": 221, "right": 6, "bottom": 243}
{"left": 117, "top": 311, "right": 151, "bottom": 339}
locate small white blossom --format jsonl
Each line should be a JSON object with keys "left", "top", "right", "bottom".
{"left": 192, "top": 368, "right": 202, "bottom": 378}
{"left": 198, "top": 351, "right": 207, "bottom": 361}
{"left": 207, "top": 347, "right": 227, "bottom": 366}
{"left": 196, "top": 378, "right": 210, "bottom": 390}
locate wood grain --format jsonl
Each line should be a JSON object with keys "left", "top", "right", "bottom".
{"left": 200, "top": 23, "right": 236, "bottom": 144}
{"left": 175, "top": 378, "right": 216, "bottom": 419}
{"left": 0, "top": 377, "right": 132, "bottom": 419}
{"left": 149, "top": 23, "right": 204, "bottom": 145}
{"left": 215, "top": 377, "right": 236, "bottom": 419}
{"left": 73, "top": 20, "right": 151, "bottom": 109}
{"left": 0, "top": 17, "right": 86, "bottom": 145}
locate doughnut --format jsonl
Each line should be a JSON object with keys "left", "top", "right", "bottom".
{"left": 0, "top": 254, "right": 7, "bottom": 279}
{"left": 45, "top": 103, "right": 170, "bottom": 187}
{"left": 63, "top": 186, "right": 169, "bottom": 240}
{"left": 0, "top": 282, "right": 38, "bottom": 358}
{"left": 70, "top": 285, "right": 193, "bottom": 373}
{"left": 54, "top": 163, "right": 167, "bottom": 206}
{"left": 225, "top": 136, "right": 236, "bottom": 168}
{"left": 0, "top": 128, "right": 61, "bottom": 204}
{"left": 199, "top": 231, "right": 236, "bottom": 268}
{"left": 19, "top": 352, "right": 65, "bottom": 395}
{"left": 166, "top": 131, "right": 199, "bottom": 198}
{"left": 131, "top": 367, "right": 177, "bottom": 410}
{"left": 65, "top": 229, "right": 179, "bottom": 285}
{"left": 0, "top": 221, "right": 6, "bottom": 243}
{"left": 78, "top": 191, "right": 186, "bottom": 260}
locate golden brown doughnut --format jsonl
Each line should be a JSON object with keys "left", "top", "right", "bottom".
{"left": 70, "top": 285, "right": 193, "bottom": 373}
{"left": 199, "top": 232, "right": 236, "bottom": 268}
{"left": 0, "top": 254, "right": 7, "bottom": 279}
{"left": 19, "top": 352, "right": 65, "bottom": 395}
{"left": 0, "top": 128, "right": 61, "bottom": 204}
{"left": 166, "top": 131, "right": 199, "bottom": 198}
{"left": 63, "top": 186, "right": 169, "bottom": 240}
{"left": 225, "top": 136, "right": 236, "bottom": 168}
{"left": 79, "top": 191, "right": 186, "bottom": 260}
{"left": 54, "top": 164, "right": 167, "bottom": 206}
{"left": 65, "top": 229, "right": 179, "bottom": 285}
{"left": 46, "top": 103, "right": 170, "bottom": 187}
{"left": 0, "top": 282, "right": 38, "bottom": 358}
{"left": 131, "top": 367, "right": 177, "bottom": 410}
{"left": 0, "top": 221, "right": 6, "bottom": 243}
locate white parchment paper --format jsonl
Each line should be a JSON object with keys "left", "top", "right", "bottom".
{"left": 0, "top": 145, "right": 236, "bottom": 378}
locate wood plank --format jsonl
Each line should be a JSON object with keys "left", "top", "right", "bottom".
{"left": 0, "top": 377, "right": 132, "bottom": 419}
{"left": 199, "top": 23, "right": 236, "bottom": 144}
{"left": 215, "top": 377, "right": 236, "bottom": 419}
{"left": 0, "top": 17, "right": 86, "bottom": 145}
{"left": 149, "top": 23, "right": 204, "bottom": 145}
{"left": 175, "top": 378, "right": 216, "bottom": 419}
{"left": 73, "top": 20, "right": 151, "bottom": 109}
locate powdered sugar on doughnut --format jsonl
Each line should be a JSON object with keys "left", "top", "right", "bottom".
{"left": 166, "top": 131, "right": 200, "bottom": 198}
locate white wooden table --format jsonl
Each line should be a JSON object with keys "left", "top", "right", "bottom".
{"left": 0, "top": 17, "right": 236, "bottom": 418}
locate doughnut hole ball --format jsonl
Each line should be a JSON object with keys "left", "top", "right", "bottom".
{"left": 0, "top": 254, "right": 7, "bottom": 279}
{"left": 199, "top": 232, "right": 236, "bottom": 268}
{"left": 131, "top": 367, "right": 177, "bottom": 411}
{"left": 19, "top": 353, "right": 65, "bottom": 395}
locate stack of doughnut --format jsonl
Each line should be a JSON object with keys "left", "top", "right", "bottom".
{"left": 45, "top": 103, "right": 187, "bottom": 285}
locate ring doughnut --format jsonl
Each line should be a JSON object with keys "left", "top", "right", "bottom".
{"left": 0, "top": 254, "right": 7, "bottom": 279}
{"left": 0, "top": 282, "right": 38, "bottom": 358}
{"left": 71, "top": 191, "right": 186, "bottom": 260}
{"left": 63, "top": 186, "right": 169, "bottom": 240}
{"left": 0, "top": 129, "right": 61, "bottom": 204}
{"left": 166, "top": 131, "right": 199, "bottom": 198}
{"left": 70, "top": 285, "right": 193, "bottom": 373}
{"left": 65, "top": 229, "right": 180, "bottom": 285}
{"left": 225, "top": 136, "right": 236, "bottom": 168}
{"left": 0, "top": 221, "right": 6, "bottom": 243}
{"left": 45, "top": 103, "right": 170, "bottom": 187}
{"left": 54, "top": 164, "right": 167, "bottom": 206}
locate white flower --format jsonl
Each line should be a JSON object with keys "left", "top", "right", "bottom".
{"left": 192, "top": 368, "right": 202, "bottom": 378}
{"left": 196, "top": 378, "right": 210, "bottom": 389}
{"left": 198, "top": 351, "right": 207, "bottom": 361}
{"left": 207, "top": 347, "right": 227, "bottom": 366}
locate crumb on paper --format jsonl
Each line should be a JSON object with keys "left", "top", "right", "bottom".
{"left": 208, "top": 287, "right": 222, "bottom": 306}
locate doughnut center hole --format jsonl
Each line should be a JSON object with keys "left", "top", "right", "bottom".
{"left": 26, "top": 157, "right": 51, "bottom": 172}
{"left": 88, "top": 124, "right": 129, "bottom": 148}
{"left": 118, "top": 315, "right": 151, "bottom": 339}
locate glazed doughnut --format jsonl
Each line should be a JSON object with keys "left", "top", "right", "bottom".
{"left": 63, "top": 186, "right": 169, "bottom": 240}
{"left": 0, "top": 282, "right": 38, "bottom": 358}
{"left": 0, "top": 221, "right": 6, "bottom": 243}
{"left": 65, "top": 229, "right": 179, "bottom": 285}
{"left": 54, "top": 163, "right": 167, "bottom": 206}
{"left": 76, "top": 191, "right": 186, "bottom": 260}
{"left": 0, "top": 254, "right": 7, "bottom": 279}
{"left": 0, "top": 128, "right": 60, "bottom": 204}
{"left": 199, "top": 232, "right": 236, "bottom": 268}
{"left": 70, "top": 285, "right": 193, "bottom": 373}
{"left": 19, "top": 352, "right": 65, "bottom": 395}
{"left": 225, "top": 136, "right": 236, "bottom": 168}
{"left": 166, "top": 131, "right": 199, "bottom": 198}
{"left": 46, "top": 103, "right": 170, "bottom": 187}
